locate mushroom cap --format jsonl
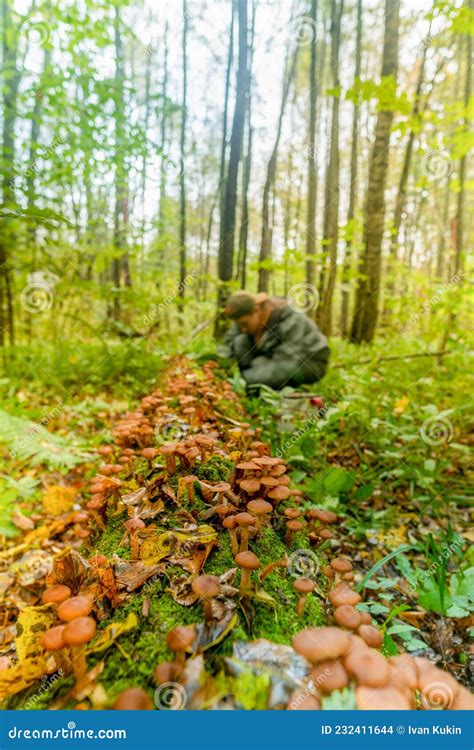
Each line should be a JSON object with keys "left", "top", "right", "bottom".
{"left": 358, "top": 624, "right": 382, "bottom": 648}
{"left": 236, "top": 461, "right": 260, "bottom": 471}
{"left": 42, "top": 584, "right": 72, "bottom": 605}
{"left": 293, "top": 578, "right": 315, "bottom": 594}
{"left": 359, "top": 611, "right": 372, "bottom": 625}
{"left": 452, "top": 686, "right": 474, "bottom": 710}
{"left": 154, "top": 661, "right": 183, "bottom": 685}
{"left": 356, "top": 685, "right": 411, "bottom": 710}
{"left": 41, "top": 625, "right": 66, "bottom": 651}
{"left": 344, "top": 648, "right": 390, "bottom": 687}
{"left": 311, "top": 509, "right": 337, "bottom": 524}
{"left": 98, "top": 446, "right": 114, "bottom": 455}
{"left": 287, "top": 690, "right": 321, "bottom": 710}
{"left": 267, "top": 486, "right": 291, "bottom": 501}
{"left": 166, "top": 625, "right": 195, "bottom": 653}
{"left": 388, "top": 654, "right": 418, "bottom": 691}
{"left": 125, "top": 518, "right": 145, "bottom": 531}
{"left": 89, "top": 554, "right": 108, "bottom": 567}
{"left": 191, "top": 574, "right": 220, "bottom": 600}
{"left": 141, "top": 448, "right": 157, "bottom": 460}
{"left": 317, "top": 528, "right": 333, "bottom": 540}
{"left": 234, "top": 512, "right": 255, "bottom": 528}
{"left": 334, "top": 605, "right": 363, "bottom": 630}
{"left": 247, "top": 499, "right": 272, "bottom": 516}
{"left": 113, "top": 688, "right": 153, "bottom": 710}
{"left": 212, "top": 482, "right": 231, "bottom": 492}
{"left": 253, "top": 456, "right": 280, "bottom": 467}
{"left": 292, "top": 627, "right": 351, "bottom": 663}
{"left": 284, "top": 508, "right": 301, "bottom": 519}
{"left": 286, "top": 519, "right": 305, "bottom": 532}
{"left": 260, "top": 476, "right": 280, "bottom": 487}
{"left": 269, "top": 464, "right": 287, "bottom": 477}
{"left": 222, "top": 515, "right": 237, "bottom": 530}
{"left": 62, "top": 616, "right": 97, "bottom": 646}
{"left": 330, "top": 557, "right": 353, "bottom": 573}
{"left": 239, "top": 478, "right": 261, "bottom": 494}
{"left": 309, "top": 660, "right": 349, "bottom": 693}
{"left": 235, "top": 550, "right": 261, "bottom": 570}
{"left": 328, "top": 585, "right": 361, "bottom": 607}
{"left": 322, "top": 566, "right": 335, "bottom": 578}
{"left": 57, "top": 595, "right": 93, "bottom": 622}
{"left": 417, "top": 667, "right": 459, "bottom": 709}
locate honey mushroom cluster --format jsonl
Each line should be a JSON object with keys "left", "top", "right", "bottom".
{"left": 41, "top": 587, "right": 96, "bottom": 683}
{"left": 289, "top": 625, "right": 474, "bottom": 710}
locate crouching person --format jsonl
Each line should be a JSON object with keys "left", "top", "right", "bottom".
{"left": 221, "top": 291, "right": 330, "bottom": 391}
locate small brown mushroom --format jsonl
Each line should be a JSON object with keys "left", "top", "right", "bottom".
{"left": 287, "top": 690, "right": 321, "bottom": 710}
{"left": 166, "top": 625, "right": 195, "bottom": 665}
{"left": 222, "top": 515, "right": 239, "bottom": 555}
{"left": 235, "top": 550, "right": 260, "bottom": 593}
{"left": 285, "top": 518, "right": 305, "bottom": 545}
{"left": 42, "top": 584, "right": 72, "bottom": 605}
{"left": 191, "top": 574, "right": 220, "bottom": 621}
{"left": 154, "top": 661, "right": 183, "bottom": 686}
{"left": 330, "top": 557, "right": 353, "bottom": 574}
{"left": 158, "top": 443, "right": 178, "bottom": 473}
{"left": 344, "top": 648, "right": 390, "bottom": 688}
{"left": 246, "top": 499, "right": 272, "bottom": 529}
{"left": 62, "top": 616, "right": 97, "bottom": 681}
{"left": 113, "top": 688, "right": 153, "bottom": 710}
{"left": 57, "top": 595, "right": 93, "bottom": 622}
{"left": 293, "top": 627, "right": 351, "bottom": 664}
{"left": 125, "top": 517, "right": 145, "bottom": 560}
{"left": 294, "top": 578, "right": 315, "bottom": 615}
{"left": 309, "top": 660, "right": 349, "bottom": 693}
{"left": 328, "top": 584, "right": 361, "bottom": 608}
{"left": 234, "top": 511, "right": 255, "bottom": 552}
{"left": 41, "top": 625, "right": 66, "bottom": 652}
{"left": 239, "top": 478, "right": 261, "bottom": 494}
{"left": 334, "top": 604, "right": 363, "bottom": 630}
{"left": 357, "top": 624, "right": 382, "bottom": 648}
{"left": 356, "top": 685, "right": 411, "bottom": 710}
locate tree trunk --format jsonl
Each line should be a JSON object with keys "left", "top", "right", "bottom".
{"left": 258, "top": 45, "right": 298, "bottom": 293}
{"left": 339, "top": 0, "right": 362, "bottom": 337}
{"left": 305, "top": 0, "right": 318, "bottom": 290}
{"left": 218, "top": 3, "right": 235, "bottom": 249}
{"left": 178, "top": 0, "right": 188, "bottom": 315}
{"left": 350, "top": 0, "right": 400, "bottom": 344}
{"left": 112, "top": 3, "right": 126, "bottom": 321}
{"left": 216, "top": 0, "right": 248, "bottom": 333}
{"left": 318, "top": 0, "right": 343, "bottom": 335}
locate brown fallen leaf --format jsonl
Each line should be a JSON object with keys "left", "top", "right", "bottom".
{"left": 11, "top": 510, "right": 35, "bottom": 531}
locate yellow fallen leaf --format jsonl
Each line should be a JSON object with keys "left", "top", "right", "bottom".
{"left": 393, "top": 395, "right": 409, "bottom": 415}
{"left": 0, "top": 604, "right": 56, "bottom": 700}
{"left": 140, "top": 525, "right": 217, "bottom": 566}
{"left": 43, "top": 485, "right": 77, "bottom": 516}
{"left": 86, "top": 612, "right": 138, "bottom": 655}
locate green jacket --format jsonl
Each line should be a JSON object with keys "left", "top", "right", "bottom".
{"left": 222, "top": 301, "right": 329, "bottom": 389}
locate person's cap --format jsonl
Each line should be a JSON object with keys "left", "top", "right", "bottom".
{"left": 224, "top": 291, "right": 257, "bottom": 319}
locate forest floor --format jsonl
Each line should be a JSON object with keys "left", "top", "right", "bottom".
{"left": 0, "top": 341, "right": 472, "bottom": 709}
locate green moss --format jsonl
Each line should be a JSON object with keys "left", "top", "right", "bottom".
{"left": 195, "top": 455, "right": 232, "bottom": 482}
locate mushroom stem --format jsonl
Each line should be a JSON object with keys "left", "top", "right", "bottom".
{"left": 240, "top": 568, "right": 251, "bottom": 592}
{"left": 71, "top": 647, "right": 88, "bottom": 681}
{"left": 239, "top": 527, "right": 249, "bottom": 552}
{"left": 228, "top": 528, "right": 239, "bottom": 556}
{"left": 259, "top": 557, "right": 288, "bottom": 582}
{"left": 130, "top": 531, "right": 139, "bottom": 561}
{"left": 296, "top": 594, "right": 308, "bottom": 616}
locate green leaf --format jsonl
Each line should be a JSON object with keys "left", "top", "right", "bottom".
{"left": 356, "top": 545, "right": 413, "bottom": 592}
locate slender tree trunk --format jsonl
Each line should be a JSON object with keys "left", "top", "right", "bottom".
{"left": 305, "top": 0, "right": 318, "bottom": 290}
{"left": 158, "top": 21, "right": 169, "bottom": 236}
{"left": 237, "top": 0, "right": 255, "bottom": 288}
{"left": 339, "top": 0, "right": 362, "bottom": 337}
{"left": 350, "top": 0, "right": 400, "bottom": 344}
{"left": 218, "top": 3, "right": 235, "bottom": 249}
{"left": 112, "top": 3, "right": 126, "bottom": 321}
{"left": 178, "top": 0, "right": 188, "bottom": 315}
{"left": 318, "top": 0, "right": 343, "bottom": 335}
{"left": 216, "top": 0, "right": 248, "bottom": 333}
{"left": 258, "top": 46, "right": 298, "bottom": 293}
